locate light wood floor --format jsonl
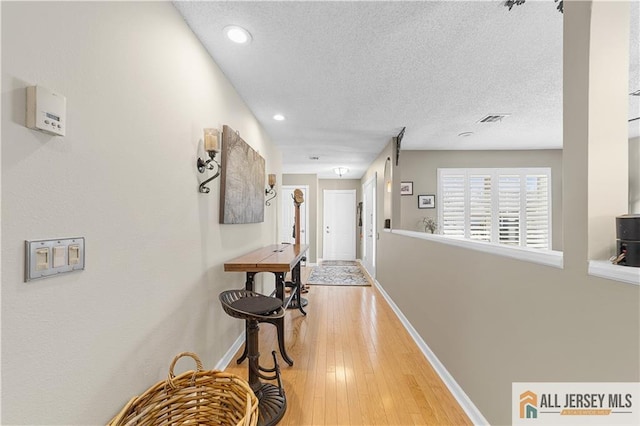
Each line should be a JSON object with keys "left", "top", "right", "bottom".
{"left": 223, "top": 267, "right": 472, "bottom": 425}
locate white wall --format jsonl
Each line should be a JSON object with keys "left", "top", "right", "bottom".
{"left": 1, "top": 2, "right": 281, "bottom": 424}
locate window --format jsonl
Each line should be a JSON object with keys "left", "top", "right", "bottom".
{"left": 438, "top": 168, "right": 552, "bottom": 249}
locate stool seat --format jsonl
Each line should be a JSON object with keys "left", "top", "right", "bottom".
{"left": 231, "top": 296, "right": 282, "bottom": 316}
{"left": 220, "top": 289, "right": 285, "bottom": 321}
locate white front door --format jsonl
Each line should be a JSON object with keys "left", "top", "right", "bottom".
{"left": 363, "top": 174, "right": 376, "bottom": 278}
{"left": 323, "top": 189, "right": 356, "bottom": 260}
{"left": 280, "top": 186, "right": 308, "bottom": 244}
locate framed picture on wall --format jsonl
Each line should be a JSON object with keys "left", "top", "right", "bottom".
{"left": 400, "top": 181, "right": 413, "bottom": 195}
{"left": 418, "top": 194, "right": 435, "bottom": 209}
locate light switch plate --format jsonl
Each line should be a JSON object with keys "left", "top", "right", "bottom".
{"left": 25, "top": 237, "right": 85, "bottom": 282}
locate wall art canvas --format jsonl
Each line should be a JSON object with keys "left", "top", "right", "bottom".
{"left": 219, "top": 125, "right": 265, "bottom": 224}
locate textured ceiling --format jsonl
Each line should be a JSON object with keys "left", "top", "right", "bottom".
{"left": 174, "top": 1, "right": 639, "bottom": 179}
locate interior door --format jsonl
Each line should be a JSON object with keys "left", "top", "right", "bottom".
{"left": 323, "top": 189, "right": 356, "bottom": 260}
{"left": 280, "top": 186, "right": 308, "bottom": 244}
{"left": 363, "top": 174, "right": 376, "bottom": 278}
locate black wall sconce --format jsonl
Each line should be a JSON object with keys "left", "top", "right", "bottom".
{"left": 265, "top": 173, "right": 277, "bottom": 206}
{"left": 197, "top": 128, "right": 221, "bottom": 193}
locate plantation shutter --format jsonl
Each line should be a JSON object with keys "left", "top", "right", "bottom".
{"left": 498, "top": 175, "right": 521, "bottom": 246}
{"left": 438, "top": 168, "right": 551, "bottom": 250}
{"left": 439, "top": 173, "right": 465, "bottom": 238}
{"left": 524, "top": 174, "right": 550, "bottom": 249}
{"left": 468, "top": 174, "right": 492, "bottom": 241}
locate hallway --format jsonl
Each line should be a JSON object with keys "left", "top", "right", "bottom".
{"left": 223, "top": 275, "right": 472, "bottom": 425}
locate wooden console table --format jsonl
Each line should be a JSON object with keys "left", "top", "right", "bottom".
{"left": 224, "top": 243, "right": 309, "bottom": 366}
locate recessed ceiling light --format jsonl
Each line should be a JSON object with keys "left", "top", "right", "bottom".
{"left": 273, "top": 114, "right": 285, "bottom": 121}
{"left": 223, "top": 25, "right": 252, "bottom": 44}
{"left": 458, "top": 132, "right": 474, "bottom": 137}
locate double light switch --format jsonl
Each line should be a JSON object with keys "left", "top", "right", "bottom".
{"left": 25, "top": 237, "right": 85, "bottom": 282}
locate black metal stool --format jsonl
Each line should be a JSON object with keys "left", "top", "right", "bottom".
{"left": 220, "top": 289, "right": 286, "bottom": 426}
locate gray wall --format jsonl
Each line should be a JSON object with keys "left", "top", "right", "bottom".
{"left": 399, "top": 149, "right": 563, "bottom": 250}
{"left": 2, "top": 2, "right": 281, "bottom": 423}
{"left": 375, "top": 231, "right": 638, "bottom": 426}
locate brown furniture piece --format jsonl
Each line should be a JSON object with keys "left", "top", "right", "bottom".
{"left": 220, "top": 290, "right": 286, "bottom": 426}
{"left": 224, "top": 243, "right": 309, "bottom": 366}
{"left": 108, "top": 352, "right": 259, "bottom": 426}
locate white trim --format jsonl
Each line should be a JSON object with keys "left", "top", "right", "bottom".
{"left": 214, "top": 331, "right": 245, "bottom": 370}
{"left": 372, "top": 279, "right": 489, "bottom": 426}
{"left": 392, "top": 229, "right": 564, "bottom": 269}
{"left": 588, "top": 260, "right": 640, "bottom": 286}
{"left": 363, "top": 173, "right": 377, "bottom": 279}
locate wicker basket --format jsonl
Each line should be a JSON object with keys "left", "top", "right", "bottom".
{"left": 108, "top": 352, "right": 258, "bottom": 426}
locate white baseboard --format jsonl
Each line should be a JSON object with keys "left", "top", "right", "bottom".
{"left": 372, "top": 279, "right": 490, "bottom": 426}
{"left": 214, "top": 331, "right": 245, "bottom": 371}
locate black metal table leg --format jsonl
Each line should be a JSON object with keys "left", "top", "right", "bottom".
{"left": 287, "top": 261, "right": 308, "bottom": 314}
{"left": 273, "top": 272, "right": 294, "bottom": 366}
{"left": 237, "top": 272, "right": 256, "bottom": 365}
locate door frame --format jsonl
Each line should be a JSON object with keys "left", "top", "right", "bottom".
{"left": 362, "top": 173, "right": 377, "bottom": 278}
{"left": 281, "top": 185, "right": 309, "bottom": 245}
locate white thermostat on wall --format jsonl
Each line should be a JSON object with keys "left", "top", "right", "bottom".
{"left": 26, "top": 85, "right": 66, "bottom": 136}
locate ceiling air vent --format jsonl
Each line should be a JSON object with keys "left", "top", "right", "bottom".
{"left": 630, "top": 89, "right": 640, "bottom": 97}
{"left": 478, "top": 114, "right": 511, "bottom": 123}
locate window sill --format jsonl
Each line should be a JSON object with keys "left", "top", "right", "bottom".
{"left": 588, "top": 260, "right": 640, "bottom": 286}
{"left": 392, "top": 229, "right": 564, "bottom": 269}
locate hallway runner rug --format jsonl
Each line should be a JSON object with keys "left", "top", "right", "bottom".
{"left": 307, "top": 263, "right": 370, "bottom": 286}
